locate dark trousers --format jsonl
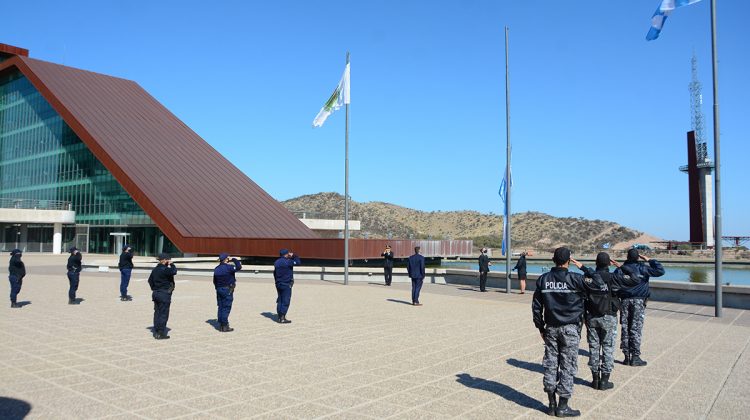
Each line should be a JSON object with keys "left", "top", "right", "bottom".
{"left": 119, "top": 268, "right": 132, "bottom": 297}
{"left": 67, "top": 271, "right": 80, "bottom": 300}
{"left": 411, "top": 278, "right": 424, "bottom": 304}
{"left": 276, "top": 284, "right": 292, "bottom": 315}
{"left": 384, "top": 266, "right": 393, "bottom": 285}
{"left": 152, "top": 290, "right": 172, "bottom": 335}
{"left": 216, "top": 286, "right": 234, "bottom": 326}
{"left": 479, "top": 271, "right": 488, "bottom": 291}
{"left": 9, "top": 275, "right": 22, "bottom": 304}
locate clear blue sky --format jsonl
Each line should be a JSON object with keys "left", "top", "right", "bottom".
{"left": 3, "top": 0, "right": 749, "bottom": 241}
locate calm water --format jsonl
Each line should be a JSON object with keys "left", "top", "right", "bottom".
{"left": 442, "top": 261, "right": 750, "bottom": 286}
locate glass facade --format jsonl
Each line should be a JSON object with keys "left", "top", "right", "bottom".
{"left": 0, "top": 69, "right": 177, "bottom": 255}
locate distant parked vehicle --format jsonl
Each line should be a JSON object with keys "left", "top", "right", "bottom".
{"left": 631, "top": 244, "right": 652, "bottom": 251}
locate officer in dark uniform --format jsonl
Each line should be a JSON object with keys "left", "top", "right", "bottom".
{"left": 118, "top": 245, "right": 134, "bottom": 301}
{"left": 213, "top": 253, "right": 241, "bottom": 332}
{"left": 407, "top": 246, "right": 426, "bottom": 305}
{"left": 381, "top": 245, "right": 394, "bottom": 286}
{"left": 478, "top": 248, "right": 491, "bottom": 292}
{"left": 580, "top": 252, "right": 641, "bottom": 390}
{"left": 615, "top": 248, "right": 665, "bottom": 366}
{"left": 513, "top": 251, "right": 528, "bottom": 294}
{"left": 532, "top": 247, "right": 604, "bottom": 417}
{"left": 148, "top": 253, "right": 177, "bottom": 339}
{"left": 8, "top": 249, "right": 25, "bottom": 308}
{"left": 273, "top": 249, "right": 300, "bottom": 324}
{"left": 66, "top": 247, "right": 82, "bottom": 304}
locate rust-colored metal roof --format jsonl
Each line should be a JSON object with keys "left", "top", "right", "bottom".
{"left": 0, "top": 55, "right": 319, "bottom": 254}
{"left": 0, "top": 43, "right": 29, "bottom": 57}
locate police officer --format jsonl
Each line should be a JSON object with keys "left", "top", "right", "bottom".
{"left": 580, "top": 252, "right": 641, "bottom": 390}
{"left": 118, "top": 245, "right": 134, "bottom": 301}
{"left": 273, "top": 249, "right": 300, "bottom": 324}
{"left": 513, "top": 250, "right": 528, "bottom": 294}
{"left": 213, "top": 253, "right": 241, "bottom": 332}
{"left": 478, "top": 248, "right": 491, "bottom": 292}
{"left": 8, "top": 249, "right": 25, "bottom": 308}
{"left": 148, "top": 253, "right": 177, "bottom": 339}
{"left": 407, "top": 246, "right": 425, "bottom": 305}
{"left": 615, "top": 248, "right": 665, "bottom": 366}
{"left": 532, "top": 247, "right": 603, "bottom": 417}
{"left": 381, "top": 245, "right": 394, "bottom": 286}
{"left": 66, "top": 247, "right": 82, "bottom": 304}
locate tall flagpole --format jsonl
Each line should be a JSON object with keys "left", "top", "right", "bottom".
{"left": 504, "top": 26, "right": 512, "bottom": 294}
{"left": 344, "top": 51, "right": 350, "bottom": 286}
{"left": 710, "top": 0, "right": 722, "bottom": 317}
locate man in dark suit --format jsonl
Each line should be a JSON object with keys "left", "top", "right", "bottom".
{"left": 478, "top": 248, "right": 491, "bottom": 292}
{"left": 381, "top": 245, "right": 394, "bottom": 286}
{"left": 407, "top": 246, "right": 426, "bottom": 306}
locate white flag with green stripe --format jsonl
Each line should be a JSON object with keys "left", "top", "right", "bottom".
{"left": 312, "top": 63, "right": 350, "bottom": 128}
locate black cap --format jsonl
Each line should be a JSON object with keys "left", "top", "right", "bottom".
{"left": 157, "top": 253, "right": 170, "bottom": 261}
{"left": 552, "top": 247, "right": 571, "bottom": 265}
{"left": 596, "top": 252, "right": 611, "bottom": 269}
{"left": 69, "top": 246, "right": 78, "bottom": 253}
{"left": 627, "top": 248, "right": 640, "bottom": 263}
{"left": 10, "top": 248, "right": 22, "bottom": 255}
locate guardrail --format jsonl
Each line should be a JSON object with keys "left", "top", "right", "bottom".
{"left": 0, "top": 198, "right": 72, "bottom": 211}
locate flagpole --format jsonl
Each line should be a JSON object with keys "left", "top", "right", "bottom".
{"left": 710, "top": 0, "right": 722, "bottom": 317}
{"left": 504, "top": 26, "right": 512, "bottom": 294}
{"left": 344, "top": 51, "right": 350, "bottom": 286}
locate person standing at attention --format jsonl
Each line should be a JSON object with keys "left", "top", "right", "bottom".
{"left": 381, "top": 245, "right": 394, "bottom": 286}
{"left": 66, "top": 247, "right": 83, "bottom": 305}
{"left": 513, "top": 251, "right": 528, "bottom": 294}
{"left": 148, "top": 253, "right": 177, "bottom": 340}
{"left": 118, "top": 245, "right": 134, "bottom": 301}
{"left": 407, "top": 246, "right": 426, "bottom": 306}
{"left": 273, "top": 249, "right": 300, "bottom": 324}
{"left": 478, "top": 248, "right": 491, "bottom": 292}
{"left": 8, "top": 249, "right": 25, "bottom": 308}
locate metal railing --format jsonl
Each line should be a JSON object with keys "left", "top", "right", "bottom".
{"left": 292, "top": 211, "right": 360, "bottom": 220}
{"left": 0, "top": 198, "right": 72, "bottom": 211}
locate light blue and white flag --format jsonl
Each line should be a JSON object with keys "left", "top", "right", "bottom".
{"left": 499, "top": 168, "right": 512, "bottom": 256}
{"left": 647, "top": 0, "right": 702, "bottom": 41}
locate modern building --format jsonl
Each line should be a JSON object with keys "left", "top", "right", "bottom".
{"left": 1, "top": 42, "right": 472, "bottom": 260}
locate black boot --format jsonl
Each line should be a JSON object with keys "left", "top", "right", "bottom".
{"left": 591, "top": 372, "right": 600, "bottom": 390}
{"left": 220, "top": 325, "right": 234, "bottom": 332}
{"left": 68, "top": 299, "right": 79, "bottom": 305}
{"left": 630, "top": 355, "right": 647, "bottom": 366}
{"left": 623, "top": 353, "right": 631, "bottom": 365}
{"left": 599, "top": 373, "right": 614, "bottom": 390}
{"left": 11, "top": 302, "right": 21, "bottom": 308}
{"left": 555, "top": 397, "right": 580, "bottom": 417}
{"left": 546, "top": 392, "right": 557, "bottom": 416}
{"left": 279, "top": 315, "right": 291, "bottom": 324}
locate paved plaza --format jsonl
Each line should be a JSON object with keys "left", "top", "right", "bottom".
{"left": 2, "top": 255, "right": 750, "bottom": 419}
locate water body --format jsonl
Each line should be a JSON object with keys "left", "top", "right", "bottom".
{"left": 442, "top": 261, "right": 750, "bottom": 286}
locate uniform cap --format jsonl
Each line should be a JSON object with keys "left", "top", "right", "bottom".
{"left": 10, "top": 248, "right": 22, "bottom": 255}
{"left": 219, "top": 253, "right": 229, "bottom": 261}
{"left": 157, "top": 253, "right": 170, "bottom": 260}
{"left": 69, "top": 246, "right": 78, "bottom": 253}
{"left": 552, "top": 247, "right": 571, "bottom": 265}
{"left": 279, "top": 248, "right": 289, "bottom": 256}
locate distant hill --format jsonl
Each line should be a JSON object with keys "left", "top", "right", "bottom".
{"left": 282, "top": 192, "right": 659, "bottom": 252}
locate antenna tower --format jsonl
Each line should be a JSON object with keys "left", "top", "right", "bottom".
{"left": 689, "top": 52, "right": 708, "bottom": 162}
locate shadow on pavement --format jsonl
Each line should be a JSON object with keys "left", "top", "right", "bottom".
{"left": 455, "top": 373, "right": 546, "bottom": 413}
{"left": 260, "top": 312, "right": 278, "bottom": 322}
{"left": 647, "top": 306, "right": 713, "bottom": 317}
{"left": 16, "top": 301, "right": 32, "bottom": 307}
{"left": 0, "top": 397, "right": 32, "bottom": 420}
{"left": 506, "top": 358, "right": 589, "bottom": 386}
{"left": 205, "top": 319, "right": 221, "bottom": 331}
{"left": 386, "top": 299, "right": 412, "bottom": 305}
{"left": 145, "top": 326, "right": 171, "bottom": 334}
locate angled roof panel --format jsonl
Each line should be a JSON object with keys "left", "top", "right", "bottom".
{"left": 0, "top": 56, "right": 318, "bottom": 249}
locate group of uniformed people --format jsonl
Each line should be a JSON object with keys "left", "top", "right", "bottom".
{"left": 532, "top": 247, "right": 664, "bottom": 417}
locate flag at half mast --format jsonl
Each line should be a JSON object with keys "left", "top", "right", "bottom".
{"left": 312, "top": 63, "right": 350, "bottom": 127}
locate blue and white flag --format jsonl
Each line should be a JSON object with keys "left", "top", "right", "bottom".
{"left": 499, "top": 168, "right": 512, "bottom": 256}
{"left": 647, "top": 0, "right": 702, "bottom": 41}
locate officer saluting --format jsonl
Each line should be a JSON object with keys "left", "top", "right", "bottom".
{"left": 532, "top": 247, "right": 604, "bottom": 417}
{"left": 213, "top": 253, "right": 241, "bottom": 332}
{"left": 118, "top": 245, "right": 134, "bottom": 301}
{"left": 66, "top": 247, "right": 83, "bottom": 304}
{"left": 8, "top": 249, "right": 25, "bottom": 308}
{"left": 381, "top": 245, "right": 394, "bottom": 286}
{"left": 273, "top": 249, "right": 300, "bottom": 324}
{"left": 148, "top": 253, "right": 177, "bottom": 340}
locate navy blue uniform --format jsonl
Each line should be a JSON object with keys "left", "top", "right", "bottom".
{"left": 273, "top": 255, "right": 300, "bottom": 316}
{"left": 381, "top": 251, "right": 394, "bottom": 286}
{"left": 407, "top": 253, "right": 426, "bottom": 304}
{"left": 615, "top": 259, "right": 665, "bottom": 359}
{"left": 8, "top": 253, "right": 25, "bottom": 305}
{"left": 66, "top": 253, "right": 82, "bottom": 301}
{"left": 118, "top": 250, "right": 134, "bottom": 298}
{"left": 148, "top": 263, "right": 177, "bottom": 337}
{"left": 478, "top": 253, "right": 490, "bottom": 292}
{"left": 213, "top": 258, "right": 241, "bottom": 327}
